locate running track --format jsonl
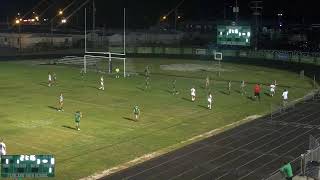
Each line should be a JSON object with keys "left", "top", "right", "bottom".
{"left": 101, "top": 97, "right": 320, "bottom": 180}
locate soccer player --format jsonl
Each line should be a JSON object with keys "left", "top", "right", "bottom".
{"left": 58, "top": 93, "right": 64, "bottom": 112}
{"left": 191, "top": 87, "right": 196, "bottom": 102}
{"left": 208, "top": 92, "right": 213, "bottom": 110}
{"left": 280, "top": 161, "right": 293, "bottom": 180}
{"left": 75, "top": 111, "right": 82, "bottom": 131}
{"left": 52, "top": 72, "right": 57, "bottom": 86}
{"left": 240, "top": 80, "right": 246, "bottom": 95}
{"left": 99, "top": 76, "right": 105, "bottom": 90}
{"left": 270, "top": 83, "right": 276, "bottom": 97}
{"left": 0, "top": 138, "right": 6, "bottom": 156}
{"left": 145, "top": 66, "right": 150, "bottom": 78}
{"left": 228, "top": 81, "right": 232, "bottom": 95}
{"left": 145, "top": 76, "right": 150, "bottom": 90}
{"left": 80, "top": 68, "right": 85, "bottom": 79}
{"left": 115, "top": 67, "right": 120, "bottom": 78}
{"left": 172, "top": 79, "right": 178, "bottom": 95}
{"left": 254, "top": 84, "right": 261, "bottom": 101}
{"left": 205, "top": 76, "right": 210, "bottom": 89}
{"left": 133, "top": 105, "right": 140, "bottom": 121}
{"left": 48, "top": 72, "right": 52, "bottom": 87}
{"left": 282, "top": 89, "right": 289, "bottom": 107}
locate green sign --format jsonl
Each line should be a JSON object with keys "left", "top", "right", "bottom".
{"left": 1, "top": 155, "right": 55, "bottom": 178}
{"left": 217, "top": 25, "right": 251, "bottom": 46}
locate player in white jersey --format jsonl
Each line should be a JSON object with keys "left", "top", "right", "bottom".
{"left": 207, "top": 92, "right": 213, "bottom": 110}
{"left": 58, "top": 93, "right": 64, "bottom": 112}
{"left": 115, "top": 67, "right": 120, "bottom": 78}
{"left": 99, "top": 76, "right": 104, "bottom": 90}
{"left": 0, "top": 138, "right": 6, "bottom": 156}
{"left": 282, "top": 89, "right": 289, "bottom": 107}
{"left": 270, "top": 84, "right": 276, "bottom": 97}
{"left": 191, "top": 87, "right": 196, "bottom": 102}
{"left": 48, "top": 72, "right": 52, "bottom": 87}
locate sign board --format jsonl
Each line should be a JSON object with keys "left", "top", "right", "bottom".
{"left": 1, "top": 155, "right": 55, "bottom": 178}
{"left": 214, "top": 52, "right": 223, "bottom": 61}
{"left": 217, "top": 25, "right": 251, "bottom": 46}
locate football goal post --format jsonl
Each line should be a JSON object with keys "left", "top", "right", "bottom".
{"left": 83, "top": 8, "right": 126, "bottom": 77}
{"left": 84, "top": 53, "right": 126, "bottom": 77}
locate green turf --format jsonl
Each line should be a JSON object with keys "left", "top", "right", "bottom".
{"left": 0, "top": 58, "right": 314, "bottom": 179}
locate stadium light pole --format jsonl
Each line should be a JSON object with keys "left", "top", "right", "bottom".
{"left": 123, "top": 8, "right": 126, "bottom": 78}
{"left": 84, "top": 8, "right": 87, "bottom": 73}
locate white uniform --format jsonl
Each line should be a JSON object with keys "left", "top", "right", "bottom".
{"left": 99, "top": 77, "right": 104, "bottom": 90}
{"left": 48, "top": 74, "right": 52, "bottom": 81}
{"left": 191, "top": 88, "right": 196, "bottom": 101}
{"left": 59, "top": 95, "right": 63, "bottom": 103}
{"left": 191, "top": 88, "right": 196, "bottom": 96}
{"left": 282, "top": 91, "right": 288, "bottom": 100}
{"left": 0, "top": 142, "right": 6, "bottom": 155}
{"left": 208, "top": 94, "right": 213, "bottom": 109}
{"left": 270, "top": 84, "right": 275, "bottom": 92}
{"left": 208, "top": 94, "right": 212, "bottom": 103}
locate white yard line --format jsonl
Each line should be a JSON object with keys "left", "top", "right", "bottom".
{"left": 79, "top": 114, "right": 261, "bottom": 180}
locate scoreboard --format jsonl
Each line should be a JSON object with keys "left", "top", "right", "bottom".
{"left": 1, "top": 155, "right": 55, "bottom": 178}
{"left": 217, "top": 25, "right": 251, "bottom": 46}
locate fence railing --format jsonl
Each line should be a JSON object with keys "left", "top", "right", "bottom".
{"left": 265, "top": 89, "right": 320, "bottom": 180}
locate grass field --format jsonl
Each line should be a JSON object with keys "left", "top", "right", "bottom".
{"left": 0, "top": 57, "right": 314, "bottom": 179}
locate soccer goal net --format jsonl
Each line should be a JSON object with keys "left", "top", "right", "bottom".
{"left": 83, "top": 54, "right": 126, "bottom": 77}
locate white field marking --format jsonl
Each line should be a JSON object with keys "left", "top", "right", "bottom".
{"left": 9, "top": 140, "right": 51, "bottom": 153}
{"left": 78, "top": 114, "right": 261, "bottom": 180}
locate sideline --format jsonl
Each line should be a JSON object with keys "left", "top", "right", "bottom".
{"left": 79, "top": 114, "right": 262, "bottom": 180}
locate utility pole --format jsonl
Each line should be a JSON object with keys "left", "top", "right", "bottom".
{"left": 233, "top": 0, "right": 239, "bottom": 23}
{"left": 92, "top": 0, "right": 96, "bottom": 48}
{"left": 92, "top": 0, "right": 96, "bottom": 32}
{"left": 174, "top": 9, "right": 178, "bottom": 31}
{"left": 249, "top": 1, "right": 263, "bottom": 51}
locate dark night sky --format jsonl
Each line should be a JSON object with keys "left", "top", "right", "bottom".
{"left": 0, "top": 0, "right": 319, "bottom": 28}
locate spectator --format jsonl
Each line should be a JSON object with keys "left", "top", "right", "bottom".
{"left": 0, "top": 138, "right": 6, "bottom": 156}
{"left": 280, "top": 161, "right": 293, "bottom": 180}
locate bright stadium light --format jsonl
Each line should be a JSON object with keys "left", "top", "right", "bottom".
{"left": 15, "top": 19, "right": 20, "bottom": 24}
{"left": 220, "top": 32, "right": 223, "bottom": 35}
{"left": 247, "top": 32, "right": 251, "bottom": 37}
{"left": 61, "top": 18, "right": 67, "bottom": 24}
{"left": 59, "top": 10, "right": 63, "bottom": 15}
{"left": 235, "top": 29, "right": 238, "bottom": 34}
{"left": 162, "top": 16, "right": 167, "bottom": 20}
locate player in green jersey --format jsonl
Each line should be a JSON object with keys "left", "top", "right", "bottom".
{"left": 75, "top": 111, "right": 82, "bottom": 131}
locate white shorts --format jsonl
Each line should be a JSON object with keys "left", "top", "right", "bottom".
{"left": 191, "top": 93, "right": 195, "bottom": 96}
{"left": 270, "top": 88, "right": 275, "bottom": 92}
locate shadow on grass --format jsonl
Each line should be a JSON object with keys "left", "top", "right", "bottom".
{"left": 136, "top": 87, "right": 145, "bottom": 91}
{"left": 123, "top": 117, "right": 137, "bottom": 122}
{"left": 198, "top": 104, "right": 208, "bottom": 109}
{"left": 247, "top": 96, "right": 255, "bottom": 101}
{"left": 182, "top": 97, "right": 193, "bottom": 102}
{"left": 219, "top": 90, "right": 229, "bottom": 95}
{"left": 48, "top": 106, "right": 58, "bottom": 111}
{"left": 264, "top": 92, "right": 271, "bottom": 97}
{"left": 62, "top": 125, "right": 77, "bottom": 131}
{"left": 39, "top": 82, "right": 48, "bottom": 87}
{"left": 88, "top": 85, "right": 99, "bottom": 90}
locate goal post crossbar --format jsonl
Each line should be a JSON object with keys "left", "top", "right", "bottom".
{"left": 85, "top": 51, "right": 126, "bottom": 56}
{"left": 83, "top": 54, "right": 126, "bottom": 77}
